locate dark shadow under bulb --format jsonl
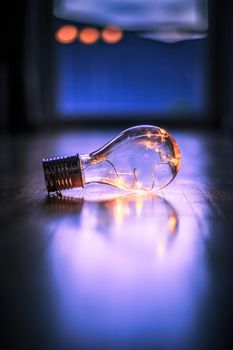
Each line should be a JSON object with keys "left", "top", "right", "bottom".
{"left": 42, "top": 125, "right": 181, "bottom": 193}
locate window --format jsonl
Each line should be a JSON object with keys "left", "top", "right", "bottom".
{"left": 49, "top": 0, "right": 210, "bottom": 122}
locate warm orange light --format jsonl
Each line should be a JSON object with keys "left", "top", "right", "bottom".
{"left": 168, "top": 214, "right": 178, "bottom": 233}
{"left": 114, "top": 198, "right": 124, "bottom": 226}
{"left": 79, "top": 27, "right": 100, "bottom": 44}
{"left": 55, "top": 25, "right": 78, "bottom": 44}
{"left": 135, "top": 197, "right": 143, "bottom": 217}
{"left": 102, "top": 26, "right": 123, "bottom": 44}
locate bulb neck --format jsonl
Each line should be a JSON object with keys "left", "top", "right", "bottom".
{"left": 42, "top": 155, "right": 84, "bottom": 193}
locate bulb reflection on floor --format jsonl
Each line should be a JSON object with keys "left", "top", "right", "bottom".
{"left": 47, "top": 188, "right": 208, "bottom": 348}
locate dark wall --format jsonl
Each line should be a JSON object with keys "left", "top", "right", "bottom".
{"left": 0, "top": 1, "right": 28, "bottom": 131}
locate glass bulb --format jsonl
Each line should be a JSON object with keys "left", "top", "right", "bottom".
{"left": 43, "top": 125, "right": 181, "bottom": 194}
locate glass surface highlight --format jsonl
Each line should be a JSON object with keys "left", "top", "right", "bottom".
{"left": 81, "top": 125, "right": 181, "bottom": 191}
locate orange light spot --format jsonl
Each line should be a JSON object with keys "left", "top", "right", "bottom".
{"left": 55, "top": 25, "right": 78, "bottom": 44}
{"left": 114, "top": 199, "right": 124, "bottom": 226}
{"left": 168, "top": 214, "right": 177, "bottom": 233}
{"left": 117, "top": 178, "right": 123, "bottom": 187}
{"left": 102, "top": 26, "right": 123, "bottom": 44}
{"left": 79, "top": 27, "right": 99, "bottom": 44}
{"left": 135, "top": 197, "right": 143, "bottom": 217}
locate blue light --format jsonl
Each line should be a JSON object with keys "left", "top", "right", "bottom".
{"left": 54, "top": 32, "right": 208, "bottom": 119}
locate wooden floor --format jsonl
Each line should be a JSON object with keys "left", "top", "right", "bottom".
{"left": 1, "top": 128, "right": 233, "bottom": 350}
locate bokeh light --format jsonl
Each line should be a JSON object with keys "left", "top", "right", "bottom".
{"left": 79, "top": 27, "right": 100, "bottom": 44}
{"left": 55, "top": 25, "right": 78, "bottom": 44}
{"left": 102, "top": 26, "right": 123, "bottom": 44}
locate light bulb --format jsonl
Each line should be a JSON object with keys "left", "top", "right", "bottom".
{"left": 42, "top": 125, "right": 181, "bottom": 194}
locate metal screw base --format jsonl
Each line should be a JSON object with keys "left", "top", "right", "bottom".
{"left": 42, "top": 155, "right": 83, "bottom": 193}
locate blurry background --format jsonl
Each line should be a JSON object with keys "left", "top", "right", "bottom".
{"left": 1, "top": 2, "right": 233, "bottom": 349}
{"left": 0, "top": 0, "right": 232, "bottom": 130}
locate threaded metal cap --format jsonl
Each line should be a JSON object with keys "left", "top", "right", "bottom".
{"left": 42, "top": 155, "right": 83, "bottom": 193}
